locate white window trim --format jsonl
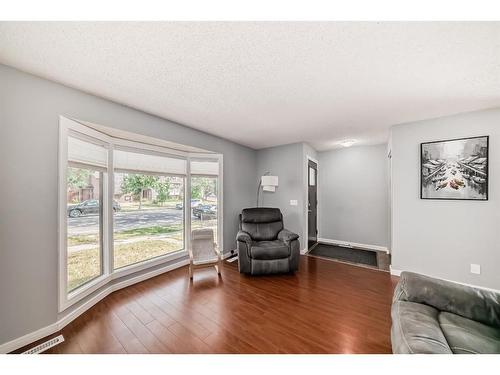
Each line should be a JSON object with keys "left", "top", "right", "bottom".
{"left": 58, "top": 116, "right": 223, "bottom": 312}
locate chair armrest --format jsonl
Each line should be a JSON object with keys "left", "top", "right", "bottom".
{"left": 278, "top": 229, "right": 299, "bottom": 243}
{"left": 236, "top": 230, "right": 252, "bottom": 243}
{"left": 395, "top": 272, "right": 500, "bottom": 327}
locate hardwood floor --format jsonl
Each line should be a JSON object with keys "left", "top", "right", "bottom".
{"left": 21, "top": 256, "right": 399, "bottom": 354}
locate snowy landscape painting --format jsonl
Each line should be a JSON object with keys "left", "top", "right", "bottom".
{"left": 421, "top": 136, "right": 489, "bottom": 200}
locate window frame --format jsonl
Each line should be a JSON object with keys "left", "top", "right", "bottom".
{"left": 58, "top": 116, "right": 223, "bottom": 312}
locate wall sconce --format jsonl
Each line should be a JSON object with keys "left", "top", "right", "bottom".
{"left": 257, "top": 172, "right": 279, "bottom": 206}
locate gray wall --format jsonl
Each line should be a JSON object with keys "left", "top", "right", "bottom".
{"left": 391, "top": 108, "right": 500, "bottom": 290}
{"left": 0, "top": 64, "right": 257, "bottom": 345}
{"left": 256, "top": 143, "right": 305, "bottom": 246}
{"left": 255, "top": 142, "right": 318, "bottom": 250}
{"left": 318, "top": 144, "right": 389, "bottom": 247}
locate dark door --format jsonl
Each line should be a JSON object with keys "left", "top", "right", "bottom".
{"left": 308, "top": 160, "right": 318, "bottom": 249}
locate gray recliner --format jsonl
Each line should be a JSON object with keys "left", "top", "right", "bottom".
{"left": 391, "top": 271, "right": 500, "bottom": 354}
{"left": 237, "top": 207, "right": 300, "bottom": 275}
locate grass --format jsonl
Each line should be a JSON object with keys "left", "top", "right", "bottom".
{"left": 68, "top": 234, "right": 98, "bottom": 246}
{"left": 67, "top": 239, "right": 183, "bottom": 291}
{"left": 114, "top": 225, "right": 183, "bottom": 239}
{"left": 68, "top": 225, "right": 183, "bottom": 245}
{"left": 68, "top": 247, "right": 100, "bottom": 292}
{"left": 113, "top": 239, "right": 183, "bottom": 269}
{"left": 67, "top": 221, "right": 217, "bottom": 291}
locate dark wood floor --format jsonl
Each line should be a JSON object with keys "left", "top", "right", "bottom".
{"left": 27, "top": 256, "right": 399, "bottom": 354}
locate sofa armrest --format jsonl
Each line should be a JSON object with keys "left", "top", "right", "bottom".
{"left": 278, "top": 229, "right": 299, "bottom": 243}
{"left": 395, "top": 272, "right": 500, "bottom": 327}
{"left": 236, "top": 230, "right": 252, "bottom": 244}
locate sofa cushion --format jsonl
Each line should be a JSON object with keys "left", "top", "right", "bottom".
{"left": 250, "top": 240, "right": 289, "bottom": 260}
{"left": 391, "top": 301, "right": 452, "bottom": 354}
{"left": 439, "top": 312, "right": 500, "bottom": 354}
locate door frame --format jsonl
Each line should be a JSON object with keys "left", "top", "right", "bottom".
{"left": 305, "top": 155, "right": 319, "bottom": 253}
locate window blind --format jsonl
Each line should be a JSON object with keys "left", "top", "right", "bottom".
{"left": 190, "top": 160, "right": 219, "bottom": 175}
{"left": 114, "top": 149, "right": 187, "bottom": 175}
{"left": 68, "top": 136, "right": 108, "bottom": 168}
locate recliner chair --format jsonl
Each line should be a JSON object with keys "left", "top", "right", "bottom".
{"left": 236, "top": 207, "right": 300, "bottom": 275}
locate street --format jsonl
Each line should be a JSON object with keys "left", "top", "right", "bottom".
{"left": 68, "top": 208, "right": 187, "bottom": 235}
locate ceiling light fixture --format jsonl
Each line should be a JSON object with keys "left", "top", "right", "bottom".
{"left": 339, "top": 139, "right": 356, "bottom": 148}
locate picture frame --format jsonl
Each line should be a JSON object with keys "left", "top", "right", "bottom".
{"left": 420, "top": 136, "right": 489, "bottom": 200}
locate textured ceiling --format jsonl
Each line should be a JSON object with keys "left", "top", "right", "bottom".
{"left": 1, "top": 22, "right": 499, "bottom": 150}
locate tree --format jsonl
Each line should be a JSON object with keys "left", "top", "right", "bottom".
{"left": 67, "top": 167, "right": 92, "bottom": 202}
{"left": 67, "top": 167, "right": 91, "bottom": 189}
{"left": 155, "top": 180, "right": 171, "bottom": 206}
{"left": 191, "top": 177, "right": 217, "bottom": 200}
{"left": 121, "top": 174, "right": 159, "bottom": 210}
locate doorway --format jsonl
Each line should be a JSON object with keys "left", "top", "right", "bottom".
{"left": 308, "top": 159, "right": 318, "bottom": 250}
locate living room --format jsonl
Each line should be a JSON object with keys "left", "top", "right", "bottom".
{"left": 1, "top": 2, "right": 499, "bottom": 374}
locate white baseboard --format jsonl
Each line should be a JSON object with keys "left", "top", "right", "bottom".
{"left": 300, "top": 248, "right": 308, "bottom": 255}
{"left": 389, "top": 267, "right": 500, "bottom": 294}
{"left": 223, "top": 249, "right": 238, "bottom": 259}
{"left": 389, "top": 266, "right": 402, "bottom": 276}
{"left": 317, "top": 238, "right": 389, "bottom": 253}
{"left": 0, "top": 257, "right": 189, "bottom": 354}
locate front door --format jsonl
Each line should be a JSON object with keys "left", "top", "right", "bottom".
{"left": 308, "top": 160, "right": 318, "bottom": 249}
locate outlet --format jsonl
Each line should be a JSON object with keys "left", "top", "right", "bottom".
{"left": 470, "top": 264, "right": 481, "bottom": 275}
{"left": 290, "top": 200, "right": 298, "bottom": 206}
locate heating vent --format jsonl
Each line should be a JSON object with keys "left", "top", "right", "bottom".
{"left": 22, "top": 335, "right": 64, "bottom": 354}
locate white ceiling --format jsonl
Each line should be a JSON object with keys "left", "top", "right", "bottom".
{"left": 1, "top": 22, "right": 499, "bottom": 151}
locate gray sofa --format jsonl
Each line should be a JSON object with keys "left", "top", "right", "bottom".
{"left": 391, "top": 271, "right": 500, "bottom": 354}
{"left": 237, "top": 207, "right": 300, "bottom": 275}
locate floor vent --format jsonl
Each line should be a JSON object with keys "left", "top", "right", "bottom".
{"left": 226, "top": 255, "right": 238, "bottom": 263}
{"left": 22, "top": 335, "right": 65, "bottom": 354}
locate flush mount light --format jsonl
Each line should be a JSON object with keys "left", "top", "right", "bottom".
{"left": 339, "top": 139, "right": 356, "bottom": 147}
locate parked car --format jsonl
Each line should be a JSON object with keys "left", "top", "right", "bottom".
{"left": 176, "top": 199, "right": 202, "bottom": 210}
{"left": 68, "top": 199, "right": 121, "bottom": 218}
{"left": 192, "top": 204, "right": 217, "bottom": 219}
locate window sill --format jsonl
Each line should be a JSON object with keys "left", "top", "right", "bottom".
{"left": 112, "top": 249, "right": 188, "bottom": 280}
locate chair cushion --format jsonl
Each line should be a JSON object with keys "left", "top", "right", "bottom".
{"left": 391, "top": 301, "right": 452, "bottom": 354}
{"left": 242, "top": 221, "right": 283, "bottom": 241}
{"left": 439, "top": 312, "right": 500, "bottom": 354}
{"left": 250, "top": 240, "right": 289, "bottom": 260}
{"left": 240, "top": 208, "right": 284, "bottom": 241}
{"left": 241, "top": 208, "right": 282, "bottom": 223}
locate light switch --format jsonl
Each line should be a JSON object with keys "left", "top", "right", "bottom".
{"left": 290, "top": 200, "right": 298, "bottom": 206}
{"left": 470, "top": 264, "right": 481, "bottom": 275}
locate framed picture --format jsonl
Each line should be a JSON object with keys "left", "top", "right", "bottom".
{"left": 420, "top": 136, "right": 489, "bottom": 200}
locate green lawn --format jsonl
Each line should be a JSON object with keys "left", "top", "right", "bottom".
{"left": 68, "top": 238, "right": 183, "bottom": 291}
{"left": 68, "top": 225, "right": 183, "bottom": 245}
{"left": 67, "top": 221, "right": 217, "bottom": 291}
{"left": 114, "top": 225, "right": 183, "bottom": 239}
{"left": 67, "top": 247, "right": 100, "bottom": 292}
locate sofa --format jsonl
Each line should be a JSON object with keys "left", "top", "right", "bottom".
{"left": 236, "top": 207, "right": 300, "bottom": 275}
{"left": 391, "top": 271, "right": 500, "bottom": 354}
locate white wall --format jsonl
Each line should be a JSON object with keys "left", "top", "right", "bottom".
{"left": 318, "top": 144, "right": 389, "bottom": 248}
{"left": 391, "top": 108, "right": 500, "bottom": 289}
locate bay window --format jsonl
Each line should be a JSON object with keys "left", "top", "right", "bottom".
{"left": 59, "top": 117, "right": 222, "bottom": 311}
